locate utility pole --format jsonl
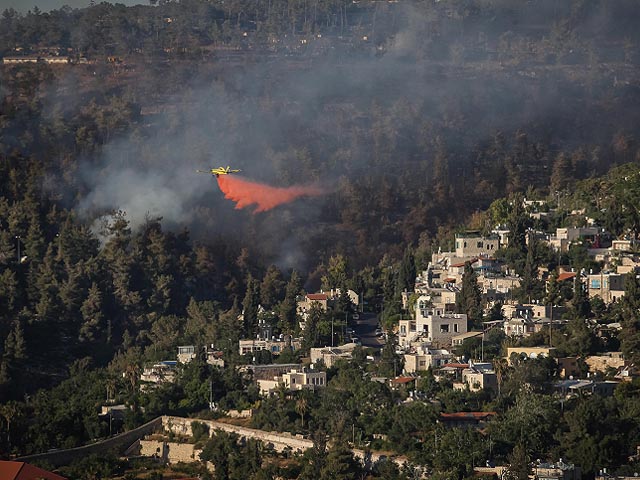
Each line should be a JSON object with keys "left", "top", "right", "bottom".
{"left": 549, "top": 305, "right": 553, "bottom": 347}
{"left": 15, "top": 235, "right": 20, "bottom": 263}
{"left": 331, "top": 316, "right": 334, "bottom": 347}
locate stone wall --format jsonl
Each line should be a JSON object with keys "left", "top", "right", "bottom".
{"left": 139, "top": 440, "right": 202, "bottom": 464}
{"left": 226, "top": 409, "right": 252, "bottom": 418}
{"left": 16, "top": 417, "right": 162, "bottom": 467}
{"left": 163, "top": 416, "right": 313, "bottom": 453}
{"left": 161, "top": 416, "right": 406, "bottom": 468}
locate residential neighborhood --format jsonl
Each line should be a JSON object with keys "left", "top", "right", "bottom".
{"left": 2, "top": 0, "right": 640, "bottom": 478}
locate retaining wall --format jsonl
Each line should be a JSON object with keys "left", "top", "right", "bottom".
{"left": 16, "top": 416, "right": 162, "bottom": 467}
{"left": 162, "top": 416, "right": 406, "bottom": 468}
{"left": 139, "top": 439, "right": 202, "bottom": 464}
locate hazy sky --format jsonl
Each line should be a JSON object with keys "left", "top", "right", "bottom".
{"left": 0, "top": 0, "right": 144, "bottom": 12}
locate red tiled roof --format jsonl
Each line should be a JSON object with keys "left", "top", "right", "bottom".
{"left": 557, "top": 272, "right": 577, "bottom": 282}
{"left": 307, "top": 293, "right": 328, "bottom": 301}
{"left": 442, "top": 363, "right": 469, "bottom": 369}
{"left": 0, "top": 462, "right": 67, "bottom": 480}
{"left": 451, "top": 258, "right": 478, "bottom": 268}
{"left": 391, "top": 376, "right": 416, "bottom": 384}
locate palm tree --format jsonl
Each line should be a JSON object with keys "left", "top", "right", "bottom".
{"left": 0, "top": 401, "right": 21, "bottom": 447}
{"left": 105, "top": 376, "right": 117, "bottom": 402}
{"left": 493, "top": 357, "right": 509, "bottom": 397}
{"left": 295, "top": 395, "right": 308, "bottom": 428}
{"left": 124, "top": 363, "right": 140, "bottom": 394}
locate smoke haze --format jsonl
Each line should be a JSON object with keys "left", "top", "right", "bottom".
{"left": 33, "top": 0, "right": 640, "bottom": 268}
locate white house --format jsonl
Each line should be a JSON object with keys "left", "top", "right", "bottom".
{"left": 398, "top": 307, "right": 468, "bottom": 348}
{"left": 257, "top": 368, "right": 327, "bottom": 396}
{"left": 403, "top": 345, "right": 454, "bottom": 373}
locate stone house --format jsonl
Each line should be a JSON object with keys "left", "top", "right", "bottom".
{"left": 587, "top": 272, "right": 625, "bottom": 304}
{"left": 403, "top": 345, "right": 454, "bottom": 374}
{"left": 257, "top": 367, "right": 326, "bottom": 396}
{"left": 453, "top": 362, "right": 497, "bottom": 393}
{"left": 296, "top": 293, "right": 329, "bottom": 320}
{"left": 398, "top": 302, "right": 468, "bottom": 348}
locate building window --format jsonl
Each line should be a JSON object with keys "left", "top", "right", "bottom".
{"left": 440, "top": 324, "right": 449, "bottom": 333}
{"left": 477, "top": 241, "right": 483, "bottom": 248}
{"left": 591, "top": 279, "right": 601, "bottom": 289}
{"left": 454, "top": 323, "right": 459, "bottom": 333}
{"left": 401, "top": 325, "right": 406, "bottom": 334}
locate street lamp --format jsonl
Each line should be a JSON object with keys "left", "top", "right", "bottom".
{"left": 15, "top": 235, "right": 21, "bottom": 263}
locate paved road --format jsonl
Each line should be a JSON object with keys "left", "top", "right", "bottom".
{"left": 352, "top": 312, "right": 385, "bottom": 349}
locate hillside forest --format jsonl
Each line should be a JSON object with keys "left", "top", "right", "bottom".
{"left": 1, "top": 0, "right": 640, "bottom": 478}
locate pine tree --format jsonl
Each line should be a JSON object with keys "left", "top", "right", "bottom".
{"left": 505, "top": 443, "right": 531, "bottom": 480}
{"left": 278, "top": 270, "right": 302, "bottom": 334}
{"left": 242, "top": 273, "right": 260, "bottom": 336}
{"left": 0, "top": 321, "right": 27, "bottom": 393}
{"left": 0, "top": 269, "right": 18, "bottom": 315}
{"left": 398, "top": 246, "right": 416, "bottom": 294}
{"left": 59, "top": 265, "right": 85, "bottom": 322}
{"left": 506, "top": 193, "right": 529, "bottom": 254}
{"left": 550, "top": 152, "right": 573, "bottom": 193}
{"left": 321, "top": 254, "right": 348, "bottom": 291}
{"left": 24, "top": 212, "right": 45, "bottom": 264}
{"left": 0, "top": 231, "right": 15, "bottom": 266}
{"left": 565, "top": 317, "right": 596, "bottom": 357}
{"left": 569, "top": 276, "right": 591, "bottom": 319}
{"left": 320, "top": 440, "right": 359, "bottom": 480}
{"left": 518, "top": 235, "right": 543, "bottom": 302}
{"left": 260, "top": 265, "right": 285, "bottom": 309}
{"left": 79, "top": 282, "right": 105, "bottom": 344}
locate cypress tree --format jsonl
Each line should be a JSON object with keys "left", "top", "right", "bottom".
{"left": 457, "top": 261, "right": 483, "bottom": 329}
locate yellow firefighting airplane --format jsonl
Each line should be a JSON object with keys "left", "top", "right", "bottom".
{"left": 197, "top": 166, "right": 241, "bottom": 177}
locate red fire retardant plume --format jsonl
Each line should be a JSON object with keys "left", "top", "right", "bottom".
{"left": 216, "top": 175, "right": 325, "bottom": 213}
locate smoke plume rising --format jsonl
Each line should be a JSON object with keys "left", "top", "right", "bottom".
{"left": 216, "top": 175, "right": 325, "bottom": 213}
